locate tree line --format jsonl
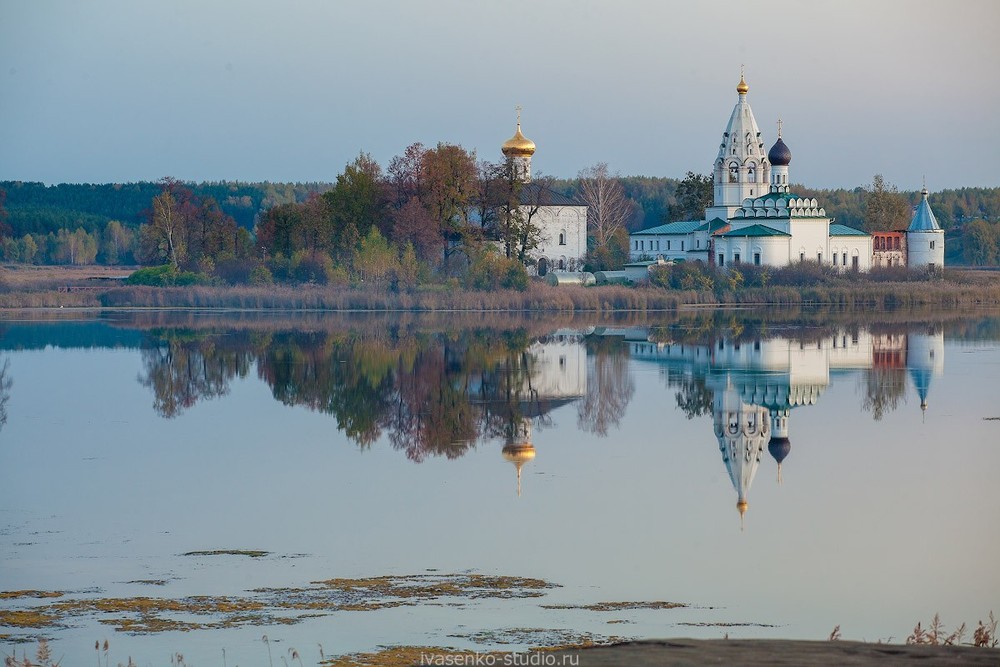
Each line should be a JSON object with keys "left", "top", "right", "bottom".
{"left": 3, "top": 169, "right": 1000, "bottom": 274}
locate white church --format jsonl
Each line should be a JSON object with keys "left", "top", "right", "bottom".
{"left": 629, "top": 75, "right": 944, "bottom": 271}
{"left": 500, "top": 112, "right": 588, "bottom": 276}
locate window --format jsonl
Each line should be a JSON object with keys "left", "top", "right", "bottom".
{"left": 558, "top": 258, "right": 566, "bottom": 270}
{"left": 734, "top": 253, "right": 741, "bottom": 264}
{"left": 681, "top": 241, "right": 685, "bottom": 251}
{"left": 842, "top": 252, "right": 847, "bottom": 265}
{"left": 894, "top": 237, "right": 900, "bottom": 250}
{"left": 817, "top": 252, "right": 822, "bottom": 263}
{"left": 718, "top": 254, "right": 725, "bottom": 266}
{"left": 800, "top": 252, "right": 805, "bottom": 262}
{"left": 833, "top": 254, "right": 838, "bottom": 266}
{"left": 930, "top": 240, "right": 935, "bottom": 249}
{"left": 667, "top": 240, "right": 671, "bottom": 251}
{"left": 754, "top": 253, "right": 760, "bottom": 265}
{"left": 634, "top": 240, "right": 638, "bottom": 251}
{"left": 640, "top": 240, "right": 644, "bottom": 251}
{"left": 852, "top": 255, "right": 859, "bottom": 269}
{"left": 696, "top": 239, "right": 701, "bottom": 249}
{"left": 729, "top": 164, "right": 738, "bottom": 182}
{"left": 559, "top": 231, "right": 566, "bottom": 246}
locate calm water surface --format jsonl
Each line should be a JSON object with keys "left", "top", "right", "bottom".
{"left": 1, "top": 310, "right": 998, "bottom": 664}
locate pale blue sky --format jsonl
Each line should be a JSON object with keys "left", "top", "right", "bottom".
{"left": 1, "top": 0, "right": 997, "bottom": 189}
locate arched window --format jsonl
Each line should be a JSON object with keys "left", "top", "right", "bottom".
{"left": 558, "top": 257, "right": 566, "bottom": 270}
{"left": 538, "top": 257, "right": 549, "bottom": 276}
{"left": 729, "top": 163, "right": 738, "bottom": 183}
{"left": 747, "top": 164, "right": 756, "bottom": 182}
{"left": 559, "top": 230, "right": 566, "bottom": 246}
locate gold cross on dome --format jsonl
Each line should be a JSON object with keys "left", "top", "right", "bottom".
{"left": 516, "top": 105, "right": 522, "bottom": 126}
{"left": 777, "top": 118, "right": 783, "bottom": 138}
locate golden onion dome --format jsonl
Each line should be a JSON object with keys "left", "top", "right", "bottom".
{"left": 502, "top": 443, "right": 536, "bottom": 464}
{"left": 502, "top": 123, "right": 536, "bottom": 157}
{"left": 736, "top": 75, "right": 749, "bottom": 95}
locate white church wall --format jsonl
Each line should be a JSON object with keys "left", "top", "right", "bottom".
{"left": 906, "top": 231, "right": 945, "bottom": 269}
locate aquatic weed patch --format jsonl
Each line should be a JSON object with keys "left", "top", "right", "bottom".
{"left": 320, "top": 646, "right": 502, "bottom": 667}
{"left": 180, "top": 549, "right": 270, "bottom": 558}
{"left": 0, "top": 592, "right": 63, "bottom": 601}
{"left": 449, "top": 627, "right": 622, "bottom": 648}
{"left": 0, "top": 574, "right": 560, "bottom": 636}
{"left": 541, "top": 600, "right": 687, "bottom": 611}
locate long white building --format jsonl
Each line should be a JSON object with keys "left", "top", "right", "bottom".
{"left": 630, "top": 76, "right": 883, "bottom": 270}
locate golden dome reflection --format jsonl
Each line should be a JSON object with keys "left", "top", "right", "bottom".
{"left": 502, "top": 443, "right": 535, "bottom": 497}
{"left": 736, "top": 75, "right": 749, "bottom": 95}
{"left": 502, "top": 124, "right": 536, "bottom": 157}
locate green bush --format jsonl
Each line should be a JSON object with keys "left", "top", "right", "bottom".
{"left": 125, "top": 264, "right": 209, "bottom": 286}
{"left": 248, "top": 265, "right": 274, "bottom": 286}
{"left": 466, "top": 252, "right": 529, "bottom": 292}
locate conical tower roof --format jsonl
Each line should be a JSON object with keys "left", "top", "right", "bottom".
{"left": 907, "top": 188, "right": 941, "bottom": 232}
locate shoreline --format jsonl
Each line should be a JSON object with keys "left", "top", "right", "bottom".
{"left": 552, "top": 638, "right": 1000, "bottom": 666}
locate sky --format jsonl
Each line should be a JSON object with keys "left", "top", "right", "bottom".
{"left": 1, "top": 0, "right": 998, "bottom": 189}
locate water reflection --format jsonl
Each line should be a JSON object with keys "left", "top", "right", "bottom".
{"left": 0, "top": 357, "right": 11, "bottom": 430}
{"left": 624, "top": 326, "right": 945, "bottom": 521}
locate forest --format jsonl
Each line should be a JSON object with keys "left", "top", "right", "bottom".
{"left": 2, "top": 158, "right": 1000, "bottom": 283}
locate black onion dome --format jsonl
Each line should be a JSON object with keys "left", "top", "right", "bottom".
{"left": 768, "top": 436, "right": 791, "bottom": 464}
{"left": 768, "top": 137, "right": 791, "bottom": 166}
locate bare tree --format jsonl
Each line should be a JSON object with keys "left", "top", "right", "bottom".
{"left": 863, "top": 174, "right": 911, "bottom": 233}
{"left": 578, "top": 163, "right": 633, "bottom": 253}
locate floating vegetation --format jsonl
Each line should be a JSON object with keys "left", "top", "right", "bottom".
{"left": 0, "top": 591, "right": 64, "bottom": 601}
{"left": 678, "top": 621, "right": 781, "bottom": 628}
{"left": 0, "top": 609, "right": 60, "bottom": 629}
{"left": 320, "top": 646, "right": 502, "bottom": 667}
{"left": 449, "top": 627, "right": 622, "bottom": 648}
{"left": 180, "top": 549, "right": 270, "bottom": 558}
{"left": 541, "top": 600, "right": 686, "bottom": 611}
{"left": 0, "top": 574, "right": 559, "bottom": 635}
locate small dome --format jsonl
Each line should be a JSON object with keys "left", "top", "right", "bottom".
{"left": 502, "top": 124, "right": 536, "bottom": 157}
{"left": 768, "top": 436, "right": 791, "bottom": 464}
{"left": 768, "top": 137, "right": 791, "bottom": 166}
{"left": 736, "top": 75, "right": 749, "bottom": 95}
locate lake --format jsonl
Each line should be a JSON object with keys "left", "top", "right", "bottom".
{"left": 1, "top": 309, "right": 998, "bottom": 665}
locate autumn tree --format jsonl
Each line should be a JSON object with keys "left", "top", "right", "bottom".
{"left": 324, "top": 153, "right": 388, "bottom": 256}
{"left": 488, "top": 158, "right": 549, "bottom": 266}
{"left": 578, "top": 163, "right": 633, "bottom": 269}
{"left": 421, "top": 143, "right": 479, "bottom": 266}
{"left": 354, "top": 226, "right": 397, "bottom": 287}
{"left": 669, "top": 172, "right": 713, "bottom": 222}
{"left": 100, "top": 220, "right": 133, "bottom": 265}
{"left": 863, "top": 174, "right": 911, "bottom": 232}
{"left": 141, "top": 179, "right": 197, "bottom": 268}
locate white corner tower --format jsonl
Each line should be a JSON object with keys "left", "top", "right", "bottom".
{"left": 707, "top": 72, "right": 771, "bottom": 222}
{"left": 906, "top": 187, "right": 944, "bottom": 270}
{"left": 501, "top": 106, "right": 536, "bottom": 182}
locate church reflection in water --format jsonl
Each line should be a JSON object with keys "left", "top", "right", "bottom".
{"left": 619, "top": 326, "right": 944, "bottom": 523}
{"left": 112, "top": 317, "right": 947, "bottom": 507}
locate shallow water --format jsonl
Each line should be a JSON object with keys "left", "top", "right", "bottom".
{"left": 1, "top": 310, "right": 998, "bottom": 665}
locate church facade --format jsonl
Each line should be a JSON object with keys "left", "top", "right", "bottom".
{"left": 629, "top": 76, "right": 943, "bottom": 272}
{"left": 500, "top": 115, "right": 587, "bottom": 276}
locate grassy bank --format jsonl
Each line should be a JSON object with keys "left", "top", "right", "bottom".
{"left": 3, "top": 265, "right": 1000, "bottom": 312}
